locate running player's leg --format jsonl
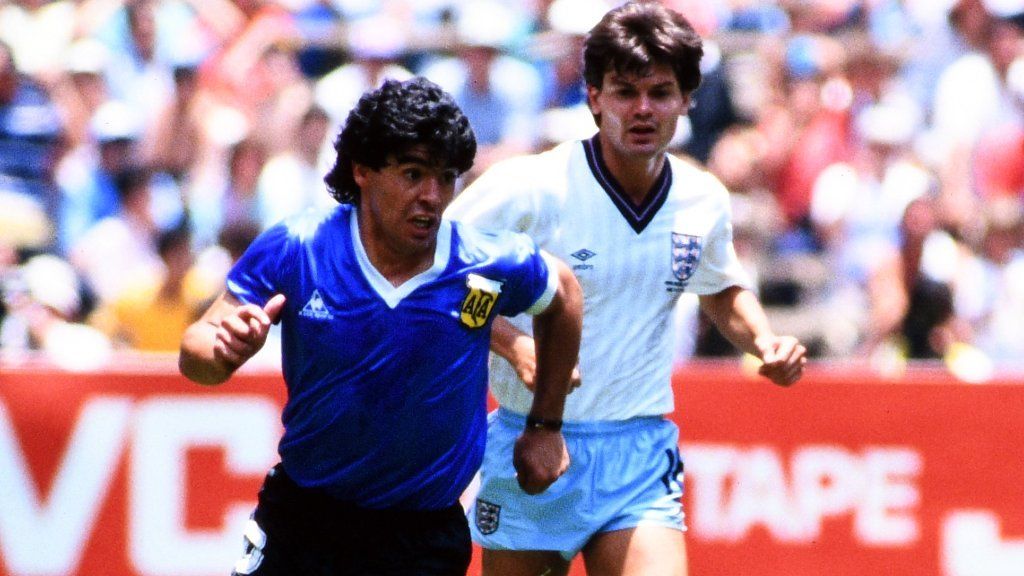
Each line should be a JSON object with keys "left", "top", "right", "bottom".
{"left": 580, "top": 418, "right": 687, "bottom": 576}
{"left": 582, "top": 525, "right": 687, "bottom": 576}
{"left": 482, "top": 549, "right": 571, "bottom": 576}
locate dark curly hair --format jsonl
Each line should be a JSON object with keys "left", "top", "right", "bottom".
{"left": 324, "top": 77, "right": 477, "bottom": 205}
{"left": 583, "top": 1, "right": 704, "bottom": 95}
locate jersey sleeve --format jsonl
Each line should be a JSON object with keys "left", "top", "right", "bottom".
{"left": 225, "top": 221, "right": 297, "bottom": 306}
{"left": 686, "top": 174, "right": 754, "bottom": 295}
{"left": 494, "top": 232, "right": 559, "bottom": 318}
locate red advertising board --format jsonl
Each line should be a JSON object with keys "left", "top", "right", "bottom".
{"left": 0, "top": 358, "right": 1022, "bottom": 576}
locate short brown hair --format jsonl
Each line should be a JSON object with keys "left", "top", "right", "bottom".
{"left": 583, "top": 1, "right": 704, "bottom": 95}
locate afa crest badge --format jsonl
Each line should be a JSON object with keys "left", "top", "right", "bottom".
{"left": 671, "top": 233, "right": 703, "bottom": 281}
{"left": 460, "top": 274, "right": 502, "bottom": 329}
{"left": 475, "top": 499, "right": 501, "bottom": 535}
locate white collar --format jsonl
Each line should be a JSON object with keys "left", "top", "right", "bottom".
{"left": 349, "top": 208, "right": 451, "bottom": 309}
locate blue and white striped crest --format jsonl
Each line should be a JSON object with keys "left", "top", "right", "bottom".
{"left": 671, "top": 233, "right": 703, "bottom": 281}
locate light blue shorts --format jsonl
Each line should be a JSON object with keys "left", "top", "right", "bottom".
{"left": 469, "top": 408, "right": 685, "bottom": 560}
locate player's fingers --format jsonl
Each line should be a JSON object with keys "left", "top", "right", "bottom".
{"left": 264, "top": 294, "right": 287, "bottom": 323}
{"left": 250, "top": 317, "right": 263, "bottom": 336}
{"left": 517, "top": 469, "right": 558, "bottom": 495}
{"left": 223, "top": 313, "right": 258, "bottom": 340}
{"left": 771, "top": 357, "right": 805, "bottom": 386}
{"left": 213, "top": 338, "right": 245, "bottom": 367}
{"left": 758, "top": 363, "right": 790, "bottom": 386}
{"left": 516, "top": 473, "right": 539, "bottom": 495}
{"left": 777, "top": 338, "right": 803, "bottom": 361}
{"left": 519, "top": 367, "right": 537, "bottom": 391}
{"left": 217, "top": 326, "right": 252, "bottom": 356}
{"left": 236, "top": 304, "right": 271, "bottom": 329}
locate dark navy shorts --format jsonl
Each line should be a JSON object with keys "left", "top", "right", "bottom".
{"left": 231, "top": 465, "right": 471, "bottom": 576}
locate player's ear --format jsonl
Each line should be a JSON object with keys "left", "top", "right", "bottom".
{"left": 352, "top": 163, "right": 371, "bottom": 189}
{"left": 586, "top": 85, "right": 601, "bottom": 115}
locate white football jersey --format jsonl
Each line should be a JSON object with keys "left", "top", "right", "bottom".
{"left": 446, "top": 138, "right": 751, "bottom": 420}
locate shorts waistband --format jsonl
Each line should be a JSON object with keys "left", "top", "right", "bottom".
{"left": 263, "top": 464, "right": 462, "bottom": 522}
{"left": 493, "top": 407, "right": 669, "bottom": 436}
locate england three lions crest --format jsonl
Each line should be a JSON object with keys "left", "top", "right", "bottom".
{"left": 475, "top": 499, "right": 501, "bottom": 535}
{"left": 671, "top": 233, "right": 703, "bottom": 281}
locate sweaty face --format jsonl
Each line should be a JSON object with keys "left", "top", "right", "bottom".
{"left": 354, "top": 146, "right": 459, "bottom": 262}
{"left": 587, "top": 63, "right": 689, "bottom": 161}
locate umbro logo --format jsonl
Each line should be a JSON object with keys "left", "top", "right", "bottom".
{"left": 571, "top": 248, "right": 596, "bottom": 271}
{"left": 299, "top": 289, "right": 333, "bottom": 320}
{"left": 571, "top": 249, "right": 597, "bottom": 261}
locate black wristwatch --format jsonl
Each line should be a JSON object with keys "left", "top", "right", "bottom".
{"left": 525, "top": 415, "right": 563, "bottom": 432}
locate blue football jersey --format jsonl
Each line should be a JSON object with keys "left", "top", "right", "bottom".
{"left": 226, "top": 204, "right": 556, "bottom": 510}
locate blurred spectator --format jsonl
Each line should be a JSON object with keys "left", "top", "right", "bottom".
{"left": 142, "top": 62, "right": 204, "bottom": 182}
{"left": 724, "top": 0, "right": 790, "bottom": 33}
{"left": 0, "top": 39, "right": 65, "bottom": 239}
{"left": 930, "top": 6, "right": 1024, "bottom": 166}
{"left": 681, "top": 37, "right": 741, "bottom": 164}
{"left": 971, "top": 54, "right": 1024, "bottom": 201}
{"left": 255, "top": 103, "right": 334, "bottom": 228}
{"left": 96, "top": 0, "right": 179, "bottom": 130}
{"left": 0, "top": 0, "right": 77, "bottom": 81}
{"left": 68, "top": 166, "right": 164, "bottom": 305}
{"left": 755, "top": 32, "right": 854, "bottom": 245}
{"left": 187, "top": 136, "right": 267, "bottom": 248}
{"left": 236, "top": 42, "right": 316, "bottom": 158}
{"left": 197, "top": 0, "right": 302, "bottom": 128}
{"left": 419, "top": 0, "right": 543, "bottom": 176}
{"left": 532, "top": 0, "right": 611, "bottom": 110}
{"left": 90, "top": 222, "right": 211, "bottom": 351}
{"left": 57, "top": 99, "right": 143, "bottom": 252}
{"left": 809, "top": 101, "right": 934, "bottom": 354}
{"left": 877, "top": 0, "right": 976, "bottom": 116}
{"left": 0, "top": 253, "right": 112, "bottom": 370}
{"left": 864, "top": 195, "right": 940, "bottom": 358}
{"left": 290, "top": 0, "right": 346, "bottom": 78}
{"left": 811, "top": 101, "right": 931, "bottom": 290}
{"left": 967, "top": 197, "right": 1024, "bottom": 364}
{"left": 313, "top": 13, "right": 414, "bottom": 130}
{"left": 50, "top": 38, "right": 113, "bottom": 151}
{"left": 902, "top": 278, "right": 960, "bottom": 359}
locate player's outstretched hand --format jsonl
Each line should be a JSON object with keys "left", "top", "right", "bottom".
{"left": 755, "top": 334, "right": 806, "bottom": 387}
{"left": 213, "top": 294, "right": 286, "bottom": 371}
{"left": 513, "top": 428, "right": 570, "bottom": 495}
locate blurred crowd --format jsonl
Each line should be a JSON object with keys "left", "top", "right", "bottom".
{"left": 1, "top": 0, "right": 1023, "bottom": 378}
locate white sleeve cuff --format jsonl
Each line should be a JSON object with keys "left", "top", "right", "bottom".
{"left": 524, "top": 250, "right": 561, "bottom": 316}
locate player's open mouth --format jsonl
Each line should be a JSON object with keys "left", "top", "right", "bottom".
{"left": 411, "top": 216, "right": 435, "bottom": 229}
{"left": 409, "top": 216, "right": 436, "bottom": 238}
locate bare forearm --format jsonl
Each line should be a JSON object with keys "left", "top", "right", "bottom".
{"left": 701, "top": 286, "right": 807, "bottom": 386}
{"left": 528, "top": 263, "right": 583, "bottom": 421}
{"left": 700, "top": 286, "right": 773, "bottom": 358}
{"left": 490, "top": 316, "right": 531, "bottom": 363}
